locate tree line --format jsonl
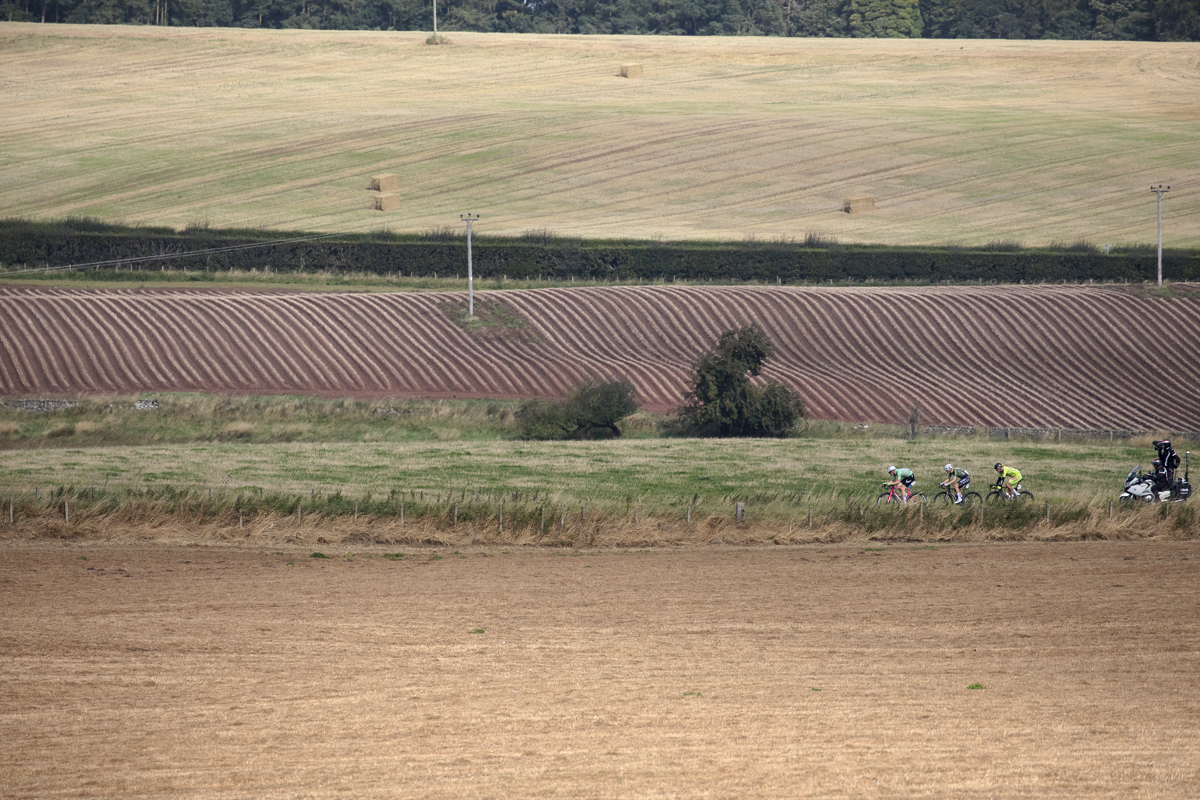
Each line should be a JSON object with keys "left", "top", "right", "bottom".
{"left": 3, "top": 0, "right": 1197, "bottom": 41}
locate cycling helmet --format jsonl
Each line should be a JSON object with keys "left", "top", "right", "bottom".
{"left": 1152, "top": 459, "right": 1162, "bottom": 468}
{"left": 944, "top": 463, "right": 954, "bottom": 472}
{"left": 994, "top": 462, "right": 1003, "bottom": 470}
{"left": 887, "top": 466, "right": 897, "bottom": 475}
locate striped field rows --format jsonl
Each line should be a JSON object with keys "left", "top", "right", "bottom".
{"left": 1, "top": 284, "right": 1198, "bottom": 430}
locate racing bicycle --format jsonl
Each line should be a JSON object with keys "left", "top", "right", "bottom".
{"left": 985, "top": 480, "right": 1034, "bottom": 503}
{"left": 877, "top": 483, "right": 926, "bottom": 507}
{"left": 933, "top": 486, "right": 982, "bottom": 507}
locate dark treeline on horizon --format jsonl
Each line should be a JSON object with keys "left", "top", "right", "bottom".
{"left": 3, "top": 0, "right": 1198, "bottom": 41}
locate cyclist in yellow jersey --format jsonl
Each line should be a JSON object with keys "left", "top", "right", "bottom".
{"left": 994, "top": 462, "right": 1022, "bottom": 498}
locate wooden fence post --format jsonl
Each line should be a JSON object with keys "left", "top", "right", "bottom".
{"left": 736, "top": 502, "right": 745, "bottom": 524}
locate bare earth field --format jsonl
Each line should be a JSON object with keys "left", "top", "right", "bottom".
{"left": 2, "top": 539, "right": 1198, "bottom": 798}
{"left": 1, "top": 24, "right": 1196, "bottom": 246}
{"left": 4, "top": 283, "right": 1199, "bottom": 429}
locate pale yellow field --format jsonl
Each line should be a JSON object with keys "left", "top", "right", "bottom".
{"left": 0, "top": 24, "right": 1197, "bottom": 246}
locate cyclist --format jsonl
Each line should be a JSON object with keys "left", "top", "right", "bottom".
{"left": 886, "top": 465, "right": 916, "bottom": 503}
{"left": 994, "top": 462, "right": 1022, "bottom": 499}
{"left": 941, "top": 463, "right": 970, "bottom": 504}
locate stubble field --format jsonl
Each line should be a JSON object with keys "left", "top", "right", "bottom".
{"left": 1, "top": 24, "right": 1197, "bottom": 246}
{"left": 2, "top": 539, "right": 1198, "bottom": 798}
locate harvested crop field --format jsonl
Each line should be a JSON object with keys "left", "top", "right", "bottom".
{"left": 0, "top": 25, "right": 1197, "bottom": 246}
{"left": 2, "top": 283, "right": 1199, "bottom": 430}
{"left": 2, "top": 540, "right": 1197, "bottom": 798}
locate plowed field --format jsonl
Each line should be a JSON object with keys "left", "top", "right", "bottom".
{"left": 3, "top": 283, "right": 1199, "bottom": 430}
{"left": 2, "top": 540, "right": 1198, "bottom": 798}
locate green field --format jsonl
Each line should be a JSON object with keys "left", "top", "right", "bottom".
{"left": 2, "top": 394, "right": 1194, "bottom": 541}
{"left": 1, "top": 24, "right": 1196, "bottom": 247}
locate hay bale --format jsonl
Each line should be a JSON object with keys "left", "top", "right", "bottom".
{"left": 372, "top": 193, "right": 400, "bottom": 212}
{"left": 618, "top": 64, "right": 643, "bottom": 79}
{"left": 843, "top": 197, "right": 875, "bottom": 214}
{"left": 368, "top": 174, "right": 400, "bottom": 193}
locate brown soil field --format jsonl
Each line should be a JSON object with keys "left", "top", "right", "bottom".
{"left": 3, "top": 283, "right": 1199, "bottom": 429}
{"left": 2, "top": 539, "right": 1197, "bottom": 798}
{"left": 0, "top": 24, "right": 1196, "bottom": 246}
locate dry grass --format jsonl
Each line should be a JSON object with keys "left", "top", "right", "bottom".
{"left": 1, "top": 496, "right": 1194, "bottom": 548}
{"left": 0, "top": 24, "right": 1195, "bottom": 246}
{"left": 3, "top": 539, "right": 1198, "bottom": 798}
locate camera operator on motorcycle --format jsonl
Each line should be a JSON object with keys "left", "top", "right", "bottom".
{"left": 1154, "top": 440, "right": 1181, "bottom": 484}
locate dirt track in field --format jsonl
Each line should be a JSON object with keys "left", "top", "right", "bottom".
{"left": 2, "top": 540, "right": 1198, "bottom": 798}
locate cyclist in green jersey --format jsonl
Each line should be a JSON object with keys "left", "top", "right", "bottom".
{"left": 941, "top": 463, "right": 970, "bottom": 504}
{"left": 886, "top": 465, "right": 916, "bottom": 502}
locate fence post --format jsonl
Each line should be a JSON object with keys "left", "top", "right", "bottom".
{"left": 808, "top": 505, "right": 813, "bottom": 527}
{"left": 499, "top": 500, "right": 504, "bottom": 534}
{"left": 1045, "top": 501, "right": 1050, "bottom": 525}
{"left": 1109, "top": 500, "right": 1113, "bottom": 520}
{"left": 736, "top": 502, "right": 745, "bottom": 524}
{"left": 65, "top": 501, "right": 69, "bottom": 524}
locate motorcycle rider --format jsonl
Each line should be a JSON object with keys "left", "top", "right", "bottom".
{"left": 1148, "top": 458, "right": 1171, "bottom": 499}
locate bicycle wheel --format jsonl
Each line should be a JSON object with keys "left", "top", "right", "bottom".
{"left": 877, "top": 492, "right": 892, "bottom": 507}
{"left": 962, "top": 491, "right": 982, "bottom": 507}
{"left": 1015, "top": 489, "right": 1034, "bottom": 503}
{"left": 909, "top": 492, "right": 927, "bottom": 505}
{"left": 933, "top": 491, "right": 952, "bottom": 505}
{"left": 985, "top": 490, "right": 1004, "bottom": 503}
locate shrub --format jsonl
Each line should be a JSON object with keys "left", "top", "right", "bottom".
{"left": 677, "top": 324, "right": 806, "bottom": 438}
{"left": 517, "top": 378, "right": 638, "bottom": 440}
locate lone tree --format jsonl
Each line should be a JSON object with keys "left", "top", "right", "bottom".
{"left": 517, "top": 377, "right": 639, "bottom": 440}
{"left": 678, "top": 324, "right": 805, "bottom": 437}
